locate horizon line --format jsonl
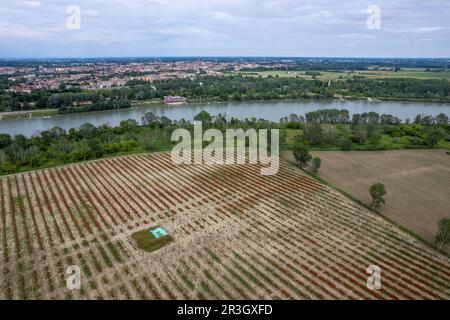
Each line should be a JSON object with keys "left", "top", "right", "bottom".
{"left": 1, "top": 55, "right": 450, "bottom": 61}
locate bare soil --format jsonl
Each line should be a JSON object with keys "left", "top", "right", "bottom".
{"left": 1, "top": 152, "right": 449, "bottom": 299}
{"left": 283, "top": 149, "right": 450, "bottom": 252}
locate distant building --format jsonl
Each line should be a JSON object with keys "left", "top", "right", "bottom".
{"left": 164, "top": 96, "right": 187, "bottom": 105}
{"left": 72, "top": 100, "right": 93, "bottom": 107}
{"left": 9, "top": 85, "right": 33, "bottom": 93}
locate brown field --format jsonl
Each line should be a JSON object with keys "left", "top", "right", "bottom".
{"left": 283, "top": 149, "right": 450, "bottom": 253}
{"left": 0, "top": 152, "right": 449, "bottom": 300}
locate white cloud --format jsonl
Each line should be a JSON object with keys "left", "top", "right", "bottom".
{"left": 85, "top": 10, "right": 100, "bottom": 17}
{"left": 387, "top": 26, "right": 447, "bottom": 34}
{"left": 211, "top": 11, "right": 235, "bottom": 22}
{"left": 414, "top": 27, "right": 445, "bottom": 33}
{"left": 0, "top": 22, "right": 46, "bottom": 38}
{"left": 24, "top": 1, "right": 41, "bottom": 8}
{"left": 154, "top": 26, "right": 226, "bottom": 38}
{"left": 0, "top": 0, "right": 449, "bottom": 57}
{"left": 338, "top": 33, "right": 376, "bottom": 39}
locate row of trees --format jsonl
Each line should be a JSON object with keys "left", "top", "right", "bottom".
{"left": 292, "top": 122, "right": 447, "bottom": 151}
{"left": 282, "top": 110, "right": 450, "bottom": 151}
{"left": 280, "top": 109, "right": 449, "bottom": 126}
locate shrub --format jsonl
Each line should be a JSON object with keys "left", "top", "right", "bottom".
{"left": 311, "top": 157, "right": 322, "bottom": 174}
{"left": 292, "top": 144, "right": 312, "bottom": 168}
{"left": 339, "top": 137, "right": 352, "bottom": 151}
{"left": 0, "top": 162, "right": 18, "bottom": 174}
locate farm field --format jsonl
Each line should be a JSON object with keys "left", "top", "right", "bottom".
{"left": 283, "top": 149, "right": 450, "bottom": 253}
{"left": 0, "top": 152, "right": 450, "bottom": 300}
{"left": 232, "top": 70, "right": 450, "bottom": 81}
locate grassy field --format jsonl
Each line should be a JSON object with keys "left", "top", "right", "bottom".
{"left": 0, "top": 151, "right": 449, "bottom": 300}
{"left": 282, "top": 149, "right": 450, "bottom": 253}
{"left": 231, "top": 70, "right": 450, "bottom": 81}
{"left": 132, "top": 227, "right": 173, "bottom": 253}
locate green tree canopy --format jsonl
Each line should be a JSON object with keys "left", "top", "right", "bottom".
{"left": 292, "top": 144, "right": 312, "bottom": 168}
{"left": 194, "top": 111, "right": 212, "bottom": 126}
{"left": 369, "top": 183, "right": 387, "bottom": 209}
{"left": 435, "top": 219, "right": 450, "bottom": 250}
{"left": 311, "top": 157, "right": 322, "bottom": 174}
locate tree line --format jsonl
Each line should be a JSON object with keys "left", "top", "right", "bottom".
{"left": 0, "top": 109, "right": 449, "bottom": 175}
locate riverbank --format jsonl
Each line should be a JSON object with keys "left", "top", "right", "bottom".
{"left": 2, "top": 94, "right": 450, "bottom": 122}
{"left": 0, "top": 99, "right": 164, "bottom": 121}
{"left": 0, "top": 109, "right": 59, "bottom": 121}
{"left": 2, "top": 99, "right": 450, "bottom": 137}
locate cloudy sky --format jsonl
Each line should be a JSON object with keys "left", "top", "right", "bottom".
{"left": 0, "top": 0, "right": 449, "bottom": 58}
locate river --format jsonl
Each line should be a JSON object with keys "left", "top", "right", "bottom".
{"left": 1, "top": 99, "right": 450, "bottom": 137}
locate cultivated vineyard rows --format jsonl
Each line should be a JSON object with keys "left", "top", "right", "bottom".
{"left": 0, "top": 152, "right": 449, "bottom": 299}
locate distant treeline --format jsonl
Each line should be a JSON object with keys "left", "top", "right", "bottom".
{"left": 266, "top": 59, "right": 450, "bottom": 71}
{"left": 127, "top": 76, "right": 450, "bottom": 103}
{"left": 58, "top": 100, "right": 131, "bottom": 114}
{"left": 2, "top": 57, "right": 449, "bottom": 70}
{"left": 2, "top": 75, "right": 450, "bottom": 113}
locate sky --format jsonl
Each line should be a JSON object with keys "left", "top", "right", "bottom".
{"left": 0, "top": 0, "right": 449, "bottom": 58}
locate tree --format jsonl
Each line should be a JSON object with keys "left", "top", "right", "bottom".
{"left": 368, "top": 130, "right": 382, "bottom": 148}
{"left": 426, "top": 128, "right": 444, "bottom": 147}
{"left": 24, "top": 145, "right": 41, "bottom": 166}
{"left": 0, "top": 94, "right": 13, "bottom": 112}
{"left": 70, "top": 144, "right": 89, "bottom": 161}
{"left": 435, "top": 113, "right": 449, "bottom": 125}
{"left": 292, "top": 144, "right": 312, "bottom": 168}
{"left": 323, "top": 127, "right": 337, "bottom": 145}
{"left": 0, "top": 134, "right": 12, "bottom": 148}
{"left": 160, "top": 116, "right": 173, "bottom": 128}
{"left": 78, "top": 123, "right": 97, "bottom": 139}
{"left": 14, "top": 134, "right": 27, "bottom": 147}
{"left": 142, "top": 112, "right": 158, "bottom": 126}
{"left": 120, "top": 119, "right": 138, "bottom": 131}
{"left": 194, "top": 111, "right": 212, "bottom": 126}
{"left": 354, "top": 125, "right": 368, "bottom": 144}
{"left": 140, "top": 132, "right": 158, "bottom": 151}
{"left": 85, "top": 139, "right": 103, "bottom": 159}
{"left": 435, "top": 219, "right": 450, "bottom": 250}
{"left": 369, "top": 183, "right": 387, "bottom": 209}
{"left": 311, "top": 157, "right": 321, "bottom": 174}
{"left": 303, "top": 123, "right": 323, "bottom": 146}
{"left": 0, "top": 149, "right": 6, "bottom": 165}
{"left": 339, "top": 137, "right": 352, "bottom": 151}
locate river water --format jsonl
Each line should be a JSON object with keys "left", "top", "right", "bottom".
{"left": 1, "top": 99, "right": 450, "bottom": 137}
